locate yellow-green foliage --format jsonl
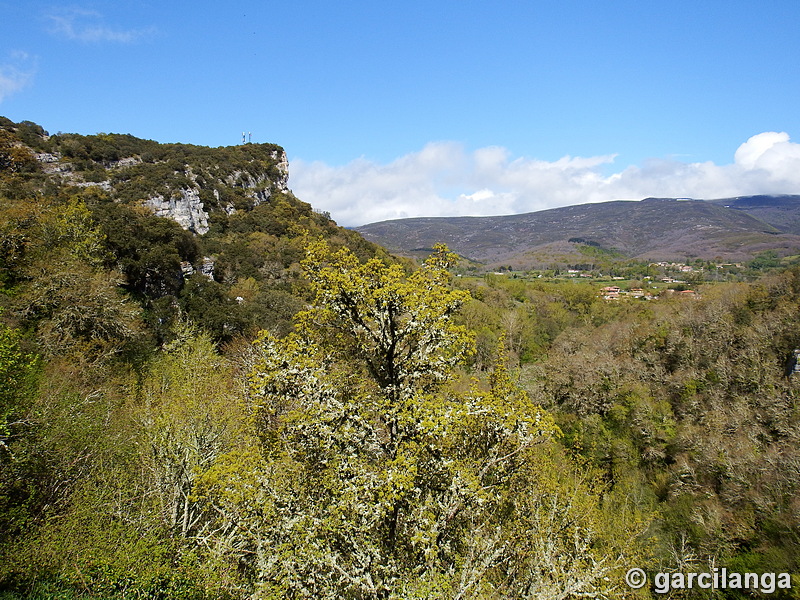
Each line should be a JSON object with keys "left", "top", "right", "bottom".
{"left": 0, "top": 325, "right": 248, "bottom": 599}
{"left": 139, "top": 324, "right": 247, "bottom": 538}
{"left": 196, "top": 241, "right": 650, "bottom": 599}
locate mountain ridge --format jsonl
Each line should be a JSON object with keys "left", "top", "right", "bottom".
{"left": 355, "top": 196, "right": 800, "bottom": 267}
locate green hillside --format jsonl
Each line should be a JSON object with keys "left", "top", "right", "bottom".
{"left": 2, "top": 118, "right": 800, "bottom": 599}
{"left": 0, "top": 117, "right": 388, "bottom": 346}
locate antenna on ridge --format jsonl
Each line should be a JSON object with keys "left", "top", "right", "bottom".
{"left": 242, "top": 132, "right": 246, "bottom": 144}
{"left": 248, "top": 132, "right": 252, "bottom": 143}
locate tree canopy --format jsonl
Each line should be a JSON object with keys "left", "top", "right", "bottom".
{"left": 195, "top": 241, "right": 646, "bottom": 599}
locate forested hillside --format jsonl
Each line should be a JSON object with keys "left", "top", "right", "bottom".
{"left": 0, "top": 118, "right": 385, "bottom": 343}
{"left": 1, "top": 119, "right": 799, "bottom": 598}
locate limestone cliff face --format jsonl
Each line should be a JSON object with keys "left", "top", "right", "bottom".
{"left": 146, "top": 188, "right": 210, "bottom": 235}
{"left": 148, "top": 148, "right": 290, "bottom": 234}
{"left": 272, "top": 149, "right": 290, "bottom": 191}
{"left": 30, "top": 131, "right": 292, "bottom": 236}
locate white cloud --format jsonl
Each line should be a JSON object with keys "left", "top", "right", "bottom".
{"left": 46, "top": 8, "right": 154, "bottom": 43}
{"left": 733, "top": 132, "right": 790, "bottom": 169}
{"left": 0, "top": 51, "right": 36, "bottom": 103}
{"left": 289, "top": 133, "right": 800, "bottom": 227}
{"left": 732, "top": 131, "right": 800, "bottom": 186}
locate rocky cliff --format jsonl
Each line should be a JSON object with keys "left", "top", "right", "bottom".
{"left": 141, "top": 150, "right": 291, "bottom": 235}
{"left": 146, "top": 188, "right": 211, "bottom": 234}
{"left": 15, "top": 122, "right": 293, "bottom": 235}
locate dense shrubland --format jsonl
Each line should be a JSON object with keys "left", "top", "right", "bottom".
{"left": 1, "top": 119, "right": 800, "bottom": 598}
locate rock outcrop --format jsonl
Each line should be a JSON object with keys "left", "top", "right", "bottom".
{"left": 32, "top": 131, "right": 292, "bottom": 236}
{"left": 146, "top": 148, "right": 290, "bottom": 234}
{"left": 272, "top": 149, "right": 290, "bottom": 192}
{"left": 147, "top": 188, "right": 210, "bottom": 234}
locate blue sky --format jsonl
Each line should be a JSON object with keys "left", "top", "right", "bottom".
{"left": 2, "top": 1, "right": 800, "bottom": 225}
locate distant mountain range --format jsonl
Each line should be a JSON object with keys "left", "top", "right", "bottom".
{"left": 354, "top": 195, "right": 800, "bottom": 267}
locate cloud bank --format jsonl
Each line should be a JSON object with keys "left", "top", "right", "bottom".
{"left": 289, "top": 133, "right": 800, "bottom": 227}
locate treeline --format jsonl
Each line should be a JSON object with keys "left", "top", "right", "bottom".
{"left": 478, "top": 250, "right": 799, "bottom": 282}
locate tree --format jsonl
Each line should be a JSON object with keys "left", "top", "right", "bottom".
{"left": 0, "top": 320, "right": 35, "bottom": 439}
{"left": 293, "top": 240, "right": 475, "bottom": 455}
{"left": 199, "top": 241, "right": 647, "bottom": 599}
{"left": 139, "top": 323, "right": 246, "bottom": 540}
{"left": 0, "top": 130, "right": 38, "bottom": 174}
{"left": 6, "top": 197, "right": 142, "bottom": 362}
